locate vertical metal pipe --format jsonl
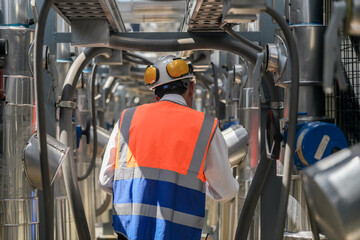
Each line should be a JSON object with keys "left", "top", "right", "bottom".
{"left": 0, "top": 1, "right": 37, "bottom": 239}
{"left": 54, "top": 15, "right": 76, "bottom": 240}
{"left": 59, "top": 47, "right": 111, "bottom": 240}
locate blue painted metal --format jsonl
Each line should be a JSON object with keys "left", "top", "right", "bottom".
{"left": 293, "top": 121, "right": 348, "bottom": 169}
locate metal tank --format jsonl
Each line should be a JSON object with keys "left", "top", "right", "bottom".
{"left": 0, "top": 0, "right": 38, "bottom": 239}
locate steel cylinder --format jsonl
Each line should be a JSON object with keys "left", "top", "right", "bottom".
{"left": 284, "top": 0, "right": 323, "bottom": 25}
{"left": 283, "top": 86, "right": 325, "bottom": 119}
{"left": 0, "top": 76, "right": 37, "bottom": 239}
{"left": 222, "top": 124, "right": 248, "bottom": 167}
{"left": 56, "top": 17, "right": 71, "bottom": 60}
{"left": 0, "top": 27, "right": 34, "bottom": 76}
{"left": 276, "top": 25, "right": 325, "bottom": 87}
{"left": 0, "top": 0, "right": 29, "bottom": 25}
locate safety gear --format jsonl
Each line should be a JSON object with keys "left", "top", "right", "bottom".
{"left": 113, "top": 101, "right": 218, "bottom": 240}
{"left": 144, "top": 55, "right": 194, "bottom": 90}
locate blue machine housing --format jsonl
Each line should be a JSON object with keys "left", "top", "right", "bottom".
{"left": 293, "top": 121, "right": 348, "bottom": 169}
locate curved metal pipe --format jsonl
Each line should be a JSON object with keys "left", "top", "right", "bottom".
{"left": 59, "top": 47, "right": 112, "bottom": 240}
{"left": 109, "top": 34, "right": 260, "bottom": 64}
{"left": 264, "top": 5, "right": 300, "bottom": 240}
{"left": 34, "top": 1, "right": 55, "bottom": 239}
{"left": 78, "top": 64, "right": 98, "bottom": 181}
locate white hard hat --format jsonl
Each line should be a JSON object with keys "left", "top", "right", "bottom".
{"left": 144, "top": 55, "right": 194, "bottom": 90}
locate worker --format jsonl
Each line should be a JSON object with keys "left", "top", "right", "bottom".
{"left": 99, "top": 55, "right": 239, "bottom": 240}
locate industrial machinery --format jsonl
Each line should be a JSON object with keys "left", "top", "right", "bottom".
{"left": 0, "top": 0, "right": 360, "bottom": 240}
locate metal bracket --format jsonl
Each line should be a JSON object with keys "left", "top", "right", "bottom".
{"left": 323, "top": 1, "right": 348, "bottom": 94}
{"left": 58, "top": 100, "right": 76, "bottom": 109}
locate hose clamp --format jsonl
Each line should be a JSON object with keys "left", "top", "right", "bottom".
{"left": 58, "top": 100, "right": 76, "bottom": 109}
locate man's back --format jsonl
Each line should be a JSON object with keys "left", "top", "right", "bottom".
{"left": 112, "top": 100, "right": 218, "bottom": 239}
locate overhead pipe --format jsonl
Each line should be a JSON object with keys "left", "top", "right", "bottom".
{"left": 109, "top": 33, "right": 260, "bottom": 64}
{"left": 34, "top": 1, "right": 55, "bottom": 239}
{"left": 59, "top": 47, "right": 112, "bottom": 240}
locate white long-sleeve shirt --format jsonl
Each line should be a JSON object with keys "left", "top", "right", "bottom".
{"left": 99, "top": 94, "right": 239, "bottom": 202}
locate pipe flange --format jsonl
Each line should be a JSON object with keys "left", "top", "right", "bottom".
{"left": 272, "top": 33, "right": 288, "bottom": 83}
{"left": 265, "top": 43, "right": 279, "bottom": 73}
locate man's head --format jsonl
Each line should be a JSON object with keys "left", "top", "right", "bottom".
{"left": 144, "top": 55, "right": 195, "bottom": 106}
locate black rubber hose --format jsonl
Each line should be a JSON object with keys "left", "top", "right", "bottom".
{"left": 211, "top": 62, "right": 220, "bottom": 119}
{"left": 123, "top": 51, "right": 153, "bottom": 65}
{"left": 263, "top": 72, "right": 283, "bottom": 102}
{"left": 123, "top": 55, "right": 150, "bottom": 65}
{"left": 222, "top": 24, "right": 263, "bottom": 52}
{"left": 264, "top": 5, "right": 300, "bottom": 240}
{"left": 34, "top": 1, "right": 55, "bottom": 240}
{"left": 96, "top": 193, "right": 112, "bottom": 217}
{"left": 78, "top": 64, "right": 98, "bottom": 181}
{"left": 235, "top": 155, "right": 273, "bottom": 239}
{"left": 109, "top": 34, "right": 260, "bottom": 64}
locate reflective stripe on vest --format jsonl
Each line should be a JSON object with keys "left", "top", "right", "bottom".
{"left": 113, "top": 101, "right": 218, "bottom": 239}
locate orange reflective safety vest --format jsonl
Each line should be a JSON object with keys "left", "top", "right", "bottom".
{"left": 112, "top": 100, "right": 218, "bottom": 240}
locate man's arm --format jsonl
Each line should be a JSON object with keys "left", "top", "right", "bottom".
{"left": 98, "top": 120, "right": 119, "bottom": 194}
{"left": 204, "top": 128, "right": 239, "bottom": 202}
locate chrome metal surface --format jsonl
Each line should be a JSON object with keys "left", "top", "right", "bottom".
{"left": 188, "top": 0, "right": 224, "bottom": 31}
{"left": 23, "top": 133, "right": 69, "bottom": 189}
{"left": 302, "top": 144, "right": 360, "bottom": 240}
{"left": 285, "top": 0, "right": 323, "bottom": 25}
{"left": 56, "top": 17, "right": 71, "bottom": 60}
{"left": 222, "top": 124, "right": 248, "bottom": 167}
{"left": 284, "top": 231, "right": 326, "bottom": 240}
{"left": 90, "top": 126, "right": 110, "bottom": 156}
{"left": 285, "top": 180, "right": 310, "bottom": 234}
{"left": 55, "top": 195, "right": 77, "bottom": 240}
{"left": 272, "top": 31, "right": 288, "bottom": 83}
{"left": 0, "top": 0, "right": 29, "bottom": 25}
{"left": 276, "top": 25, "right": 325, "bottom": 86}
{"left": 4, "top": 76, "right": 34, "bottom": 104}
{"left": 0, "top": 27, "right": 34, "bottom": 76}
{"left": 266, "top": 43, "right": 279, "bottom": 72}
{"left": 349, "top": 0, "right": 360, "bottom": 36}
{"left": 0, "top": 100, "right": 37, "bottom": 239}
{"left": 284, "top": 86, "right": 325, "bottom": 118}
{"left": 53, "top": 0, "right": 125, "bottom": 32}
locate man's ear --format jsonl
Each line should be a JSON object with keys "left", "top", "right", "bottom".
{"left": 154, "top": 94, "right": 161, "bottom": 101}
{"left": 188, "top": 81, "right": 195, "bottom": 96}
